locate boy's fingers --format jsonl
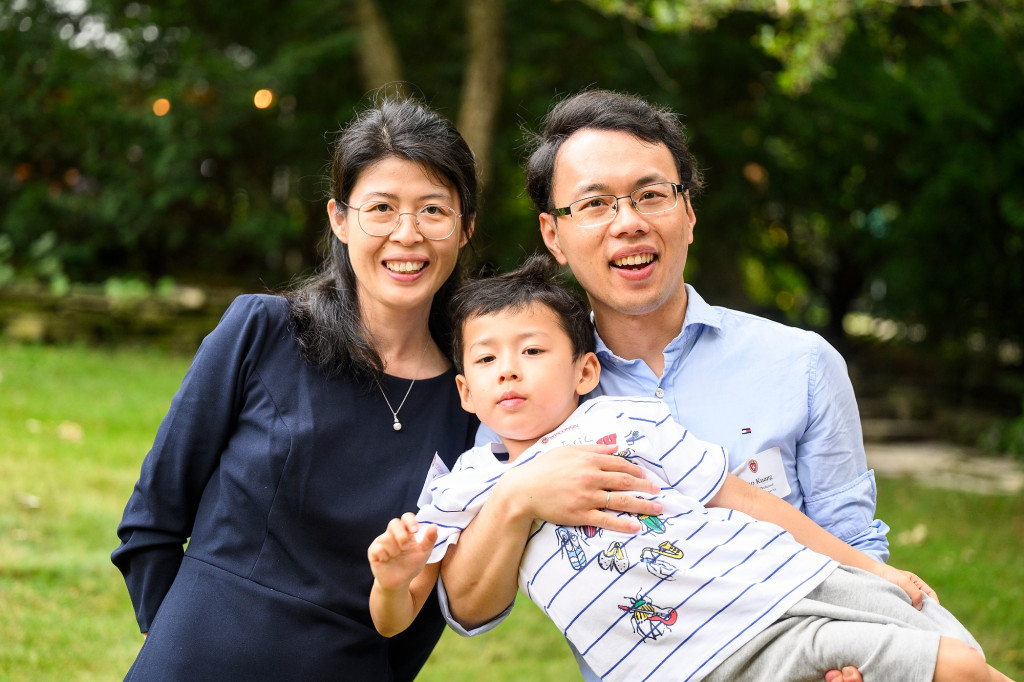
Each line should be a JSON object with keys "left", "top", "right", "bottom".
{"left": 387, "top": 516, "right": 412, "bottom": 544}
{"left": 910, "top": 573, "right": 939, "bottom": 604}
{"left": 418, "top": 524, "right": 438, "bottom": 550}
{"left": 400, "top": 511, "right": 420, "bottom": 534}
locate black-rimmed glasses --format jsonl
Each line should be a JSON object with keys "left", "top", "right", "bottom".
{"left": 550, "top": 182, "right": 687, "bottom": 228}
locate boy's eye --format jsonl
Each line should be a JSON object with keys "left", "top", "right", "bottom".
{"left": 475, "top": 355, "right": 495, "bottom": 365}
{"left": 524, "top": 347, "right": 542, "bottom": 356}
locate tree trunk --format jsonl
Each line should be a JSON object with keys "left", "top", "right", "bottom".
{"left": 457, "top": 0, "right": 506, "bottom": 190}
{"left": 353, "top": 0, "right": 404, "bottom": 92}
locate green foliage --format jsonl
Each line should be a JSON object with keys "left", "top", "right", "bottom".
{"left": 581, "top": 0, "right": 899, "bottom": 93}
{"left": 1, "top": 0, "right": 1022, "bottom": 397}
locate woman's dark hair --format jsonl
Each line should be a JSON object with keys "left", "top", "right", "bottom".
{"left": 287, "top": 97, "right": 478, "bottom": 380}
{"left": 449, "top": 253, "right": 595, "bottom": 375}
{"left": 524, "top": 88, "right": 704, "bottom": 213}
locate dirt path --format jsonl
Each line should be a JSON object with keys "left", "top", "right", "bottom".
{"left": 866, "top": 441, "right": 1024, "bottom": 495}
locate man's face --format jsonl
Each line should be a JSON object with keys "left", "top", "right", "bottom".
{"left": 539, "top": 129, "right": 696, "bottom": 324}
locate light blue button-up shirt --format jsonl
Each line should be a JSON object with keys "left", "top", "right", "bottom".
{"left": 589, "top": 284, "right": 889, "bottom": 561}
{"left": 445, "top": 284, "right": 889, "bottom": 645}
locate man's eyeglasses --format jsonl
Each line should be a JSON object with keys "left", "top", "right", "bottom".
{"left": 550, "top": 182, "right": 687, "bottom": 228}
{"left": 340, "top": 200, "right": 462, "bottom": 240}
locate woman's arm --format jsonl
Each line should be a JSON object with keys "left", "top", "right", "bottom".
{"left": 111, "top": 296, "right": 264, "bottom": 632}
{"left": 440, "top": 445, "right": 663, "bottom": 628}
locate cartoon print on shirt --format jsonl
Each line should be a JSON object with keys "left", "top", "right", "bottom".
{"left": 556, "top": 526, "right": 586, "bottom": 570}
{"left": 618, "top": 590, "right": 678, "bottom": 642}
{"left": 598, "top": 541, "right": 629, "bottom": 573}
{"left": 638, "top": 513, "right": 667, "bottom": 534}
{"left": 639, "top": 541, "right": 684, "bottom": 580}
{"left": 577, "top": 524, "right": 602, "bottom": 542}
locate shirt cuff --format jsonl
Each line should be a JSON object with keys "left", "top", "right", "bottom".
{"left": 802, "top": 469, "right": 891, "bottom": 562}
{"left": 436, "top": 575, "right": 514, "bottom": 637}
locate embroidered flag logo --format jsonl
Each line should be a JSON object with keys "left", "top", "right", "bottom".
{"left": 748, "top": 459, "right": 758, "bottom": 474}
{"left": 741, "top": 428, "right": 752, "bottom": 435}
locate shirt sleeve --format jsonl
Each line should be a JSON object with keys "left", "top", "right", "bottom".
{"left": 420, "top": 449, "right": 516, "bottom": 636}
{"left": 797, "top": 336, "right": 891, "bottom": 562}
{"left": 415, "top": 449, "right": 506, "bottom": 564}
{"left": 623, "top": 399, "right": 728, "bottom": 504}
{"left": 109, "top": 295, "right": 269, "bottom": 631}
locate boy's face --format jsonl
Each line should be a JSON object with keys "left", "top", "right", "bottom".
{"left": 456, "top": 302, "right": 599, "bottom": 458}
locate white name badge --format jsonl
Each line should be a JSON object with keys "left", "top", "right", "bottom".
{"left": 416, "top": 452, "right": 451, "bottom": 507}
{"left": 731, "top": 446, "right": 791, "bottom": 499}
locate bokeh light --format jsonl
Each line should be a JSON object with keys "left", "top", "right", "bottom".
{"left": 152, "top": 98, "right": 170, "bottom": 116}
{"left": 254, "top": 89, "right": 274, "bottom": 109}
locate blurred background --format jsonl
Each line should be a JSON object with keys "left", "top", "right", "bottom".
{"left": 2, "top": 1, "right": 1023, "bottom": 679}
{"left": 2, "top": 0, "right": 1023, "bottom": 448}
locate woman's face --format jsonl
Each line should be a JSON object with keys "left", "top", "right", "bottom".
{"left": 328, "top": 157, "right": 472, "bottom": 323}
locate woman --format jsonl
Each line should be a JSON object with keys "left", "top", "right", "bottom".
{"left": 111, "top": 97, "right": 479, "bottom": 680}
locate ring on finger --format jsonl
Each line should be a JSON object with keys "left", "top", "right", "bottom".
{"left": 604, "top": 491, "right": 611, "bottom": 509}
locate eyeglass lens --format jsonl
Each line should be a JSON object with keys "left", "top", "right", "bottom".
{"left": 356, "top": 201, "right": 458, "bottom": 239}
{"left": 571, "top": 182, "right": 679, "bottom": 227}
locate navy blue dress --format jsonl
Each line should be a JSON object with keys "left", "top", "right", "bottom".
{"left": 112, "top": 295, "right": 478, "bottom": 681}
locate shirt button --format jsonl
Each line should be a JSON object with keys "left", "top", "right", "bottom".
{"left": 654, "top": 387, "right": 665, "bottom": 398}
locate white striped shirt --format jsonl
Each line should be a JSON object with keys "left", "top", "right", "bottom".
{"left": 420, "top": 395, "right": 837, "bottom": 681}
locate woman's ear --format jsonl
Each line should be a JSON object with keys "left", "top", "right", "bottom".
{"left": 459, "top": 215, "right": 475, "bottom": 248}
{"left": 575, "top": 352, "right": 601, "bottom": 396}
{"left": 327, "top": 199, "right": 349, "bottom": 244}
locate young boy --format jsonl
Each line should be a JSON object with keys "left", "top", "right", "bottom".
{"left": 368, "top": 255, "right": 1008, "bottom": 682}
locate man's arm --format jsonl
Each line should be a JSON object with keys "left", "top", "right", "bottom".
{"left": 439, "top": 445, "right": 662, "bottom": 628}
{"left": 798, "top": 337, "right": 891, "bottom": 561}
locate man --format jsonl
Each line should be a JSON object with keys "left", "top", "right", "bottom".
{"left": 440, "top": 90, "right": 891, "bottom": 682}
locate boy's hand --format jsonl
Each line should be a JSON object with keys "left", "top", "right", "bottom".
{"left": 875, "top": 563, "right": 939, "bottom": 609}
{"left": 368, "top": 512, "right": 438, "bottom": 591}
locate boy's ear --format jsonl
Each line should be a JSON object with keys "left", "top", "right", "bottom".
{"left": 575, "top": 352, "right": 601, "bottom": 396}
{"left": 455, "top": 374, "right": 477, "bottom": 413}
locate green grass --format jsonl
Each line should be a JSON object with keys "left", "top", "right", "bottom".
{"left": 1, "top": 342, "right": 1021, "bottom": 680}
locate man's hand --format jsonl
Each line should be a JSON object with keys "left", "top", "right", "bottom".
{"left": 825, "top": 667, "right": 863, "bottom": 682}
{"left": 500, "top": 444, "right": 663, "bottom": 533}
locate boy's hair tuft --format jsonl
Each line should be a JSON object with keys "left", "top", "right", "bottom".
{"left": 450, "top": 253, "right": 595, "bottom": 374}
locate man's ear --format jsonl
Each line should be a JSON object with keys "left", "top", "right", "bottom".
{"left": 539, "top": 213, "right": 568, "bottom": 265}
{"left": 455, "top": 373, "right": 476, "bottom": 413}
{"left": 575, "top": 352, "right": 601, "bottom": 396}
{"left": 684, "top": 190, "right": 696, "bottom": 245}
{"left": 327, "top": 199, "right": 349, "bottom": 244}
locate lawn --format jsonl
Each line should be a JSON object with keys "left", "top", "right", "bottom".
{"left": 1, "top": 342, "right": 1021, "bottom": 680}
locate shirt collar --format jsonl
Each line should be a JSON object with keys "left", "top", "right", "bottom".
{"left": 593, "top": 284, "right": 723, "bottom": 359}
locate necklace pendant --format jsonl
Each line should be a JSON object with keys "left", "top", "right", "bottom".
{"left": 393, "top": 419, "right": 402, "bottom": 431}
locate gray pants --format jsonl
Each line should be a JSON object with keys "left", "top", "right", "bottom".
{"left": 703, "top": 565, "right": 981, "bottom": 682}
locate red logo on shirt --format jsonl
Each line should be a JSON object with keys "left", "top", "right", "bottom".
{"left": 596, "top": 433, "right": 617, "bottom": 446}
{"left": 748, "top": 459, "right": 758, "bottom": 474}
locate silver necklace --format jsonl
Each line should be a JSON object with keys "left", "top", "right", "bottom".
{"left": 375, "top": 340, "right": 429, "bottom": 432}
